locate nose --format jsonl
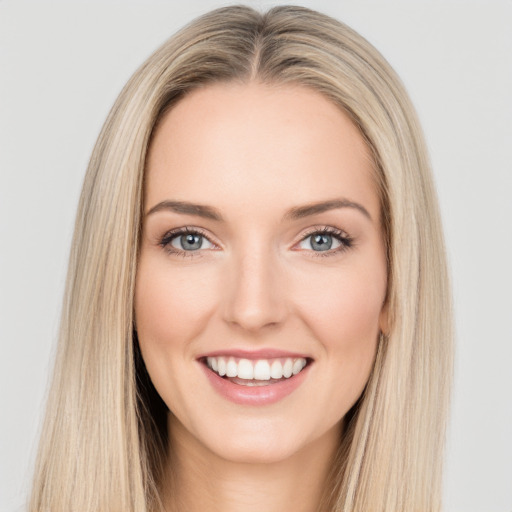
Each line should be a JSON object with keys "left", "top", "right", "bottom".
{"left": 222, "top": 248, "right": 288, "bottom": 333}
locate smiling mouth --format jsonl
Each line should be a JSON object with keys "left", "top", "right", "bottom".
{"left": 201, "top": 356, "right": 312, "bottom": 386}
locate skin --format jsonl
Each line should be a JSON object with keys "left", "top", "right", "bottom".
{"left": 135, "top": 82, "right": 388, "bottom": 512}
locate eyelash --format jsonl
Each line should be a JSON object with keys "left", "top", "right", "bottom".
{"left": 159, "top": 225, "right": 353, "bottom": 259}
{"left": 299, "top": 226, "right": 353, "bottom": 258}
{"left": 159, "top": 226, "right": 213, "bottom": 259}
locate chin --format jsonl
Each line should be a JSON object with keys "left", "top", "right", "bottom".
{"left": 188, "top": 414, "right": 337, "bottom": 467}
{"left": 219, "top": 437, "right": 300, "bottom": 465}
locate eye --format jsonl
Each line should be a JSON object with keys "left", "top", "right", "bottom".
{"left": 300, "top": 233, "right": 340, "bottom": 251}
{"left": 297, "top": 227, "right": 352, "bottom": 255}
{"left": 160, "top": 227, "right": 216, "bottom": 256}
{"left": 171, "top": 232, "right": 214, "bottom": 251}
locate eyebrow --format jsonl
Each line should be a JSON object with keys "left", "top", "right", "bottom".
{"left": 146, "top": 200, "right": 223, "bottom": 220}
{"left": 146, "top": 198, "right": 372, "bottom": 222}
{"left": 283, "top": 198, "right": 371, "bottom": 222}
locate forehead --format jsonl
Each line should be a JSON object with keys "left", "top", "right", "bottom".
{"left": 145, "top": 82, "right": 379, "bottom": 222}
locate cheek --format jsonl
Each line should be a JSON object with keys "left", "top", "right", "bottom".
{"left": 295, "top": 259, "right": 386, "bottom": 378}
{"left": 303, "top": 269, "right": 384, "bottom": 337}
{"left": 294, "top": 266, "right": 385, "bottom": 422}
{"left": 134, "top": 257, "right": 220, "bottom": 409}
{"left": 135, "top": 258, "right": 217, "bottom": 349}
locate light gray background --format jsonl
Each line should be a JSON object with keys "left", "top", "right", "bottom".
{"left": 1, "top": 1, "right": 511, "bottom": 511}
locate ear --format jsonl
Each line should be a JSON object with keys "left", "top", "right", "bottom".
{"left": 378, "top": 299, "right": 389, "bottom": 336}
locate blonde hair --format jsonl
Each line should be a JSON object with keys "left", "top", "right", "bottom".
{"left": 30, "top": 5, "right": 453, "bottom": 511}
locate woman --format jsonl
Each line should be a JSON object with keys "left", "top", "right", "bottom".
{"left": 29, "top": 5, "right": 452, "bottom": 511}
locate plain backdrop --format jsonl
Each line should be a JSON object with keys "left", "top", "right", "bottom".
{"left": 1, "top": 1, "right": 511, "bottom": 511}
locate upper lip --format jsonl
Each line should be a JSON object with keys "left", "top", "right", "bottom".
{"left": 198, "top": 348, "right": 312, "bottom": 360}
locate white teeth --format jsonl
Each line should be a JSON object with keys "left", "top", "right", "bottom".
{"left": 253, "top": 360, "right": 271, "bottom": 380}
{"left": 292, "top": 358, "right": 306, "bottom": 375}
{"left": 205, "top": 356, "right": 308, "bottom": 381}
{"left": 226, "top": 357, "right": 238, "bottom": 378}
{"left": 237, "top": 359, "right": 254, "bottom": 379}
{"left": 270, "top": 360, "right": 283, "bottom": 379}
{"left": 283, "top": 358, "right": 293, "bottom": 378}
{"left": 217, "top": 357, "right": 226, "bottom": 376}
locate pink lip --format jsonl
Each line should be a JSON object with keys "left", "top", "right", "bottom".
{"left": 199, "top": 360, "right": 311, "bottom": 406}
{"left": 199, "top": 348, "right": 310, "bottom": 360}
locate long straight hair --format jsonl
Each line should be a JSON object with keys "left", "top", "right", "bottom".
{"left": 29, "top": 5, "right": 453, "bottom": 511}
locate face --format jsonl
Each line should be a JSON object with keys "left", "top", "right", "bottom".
{"left": 135, "top": 82, "right": 388, "bottom": 464}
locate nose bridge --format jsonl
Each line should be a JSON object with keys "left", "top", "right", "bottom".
{"left": 222, "top": 241, "right": 287, "bottom": 332}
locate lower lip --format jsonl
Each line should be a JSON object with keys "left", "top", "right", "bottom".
{"left": 200, "top": 362, "right": 311, "bottom": 406}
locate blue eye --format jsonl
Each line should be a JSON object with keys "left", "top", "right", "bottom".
{"left": 171, "top": 233, "right": 213, "bottom": 251}
{"left": 310, "top": 233, "right": 336, "bottom": 251}
{"left": 160, "top": 226, "right": 352, "bottom": 258}
{"left": 298, "top": 228, "right": 352, "bottom": 255}
{"left": 300, "top": 233, "right": 340, "bottom": 251}
{"left": 160, "top": 228, "right": 215, "bottom": 255}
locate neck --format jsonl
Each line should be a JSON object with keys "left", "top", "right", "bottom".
{"left": 162, "top": 416, "right": 341, "bottom": 512}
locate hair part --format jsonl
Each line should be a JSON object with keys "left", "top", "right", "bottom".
{"left": 30, "top": 5, "right": 452, "bottom": 512}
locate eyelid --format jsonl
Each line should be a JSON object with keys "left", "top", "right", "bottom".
{"left": 292, "top": 225, "right": 353, "bottom": 256}
{"left": 298, "top": 225, "right": 350, "bottom": 240}
{"left": 159, "top": 226, "right": 220, "bottom": 258}
{"left": 158, "top": 224, "right": 353, "bottom": 259}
